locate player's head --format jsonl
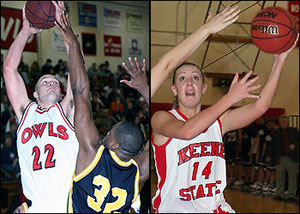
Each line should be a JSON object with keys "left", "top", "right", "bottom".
{"left": 103, "top": 121, "right": 145, "bottom": 158}
{"left": 33, "top": 74, "right": 61, "bottom": 105}
{"left": 171, "top": 62, "right": 207, "bottom": 109}
{"left": 279, "top": 114, "right": 289, "bottom": 130}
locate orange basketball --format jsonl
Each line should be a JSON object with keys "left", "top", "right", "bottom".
{"left": 250, "top": 6, "right": 298, "bottom": 54}
{"left": 25, "top": 1, "right": 56, "bottom": 29}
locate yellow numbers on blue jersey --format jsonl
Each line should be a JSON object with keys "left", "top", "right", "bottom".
{"left": 87, "top": 175, "right": 128, "bottom": 212}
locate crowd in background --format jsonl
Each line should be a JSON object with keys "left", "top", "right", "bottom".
{"left": 223, "top": 115, "right": 299, "bottom": 202}
{"left": 1, "top": 54, "right": 149, "bottom": 182}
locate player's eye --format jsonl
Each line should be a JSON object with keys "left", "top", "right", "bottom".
{"left": 193, "top": 76, "right": 199, "bottom": 81}
{"left": 179, "top": 76, "right": 185, "bottom": 81}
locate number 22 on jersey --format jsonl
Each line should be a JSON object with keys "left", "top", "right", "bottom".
{"left": 32, "top": 144, "right": 56, "bottom": 170}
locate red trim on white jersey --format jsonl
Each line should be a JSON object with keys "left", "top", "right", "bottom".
{"left": 175, "top": 108, "right": 188, "bottom": 120}
{"left": 217, "top": 119, "right": 222, "bottom": 136}
{"left": 55, "top": 103, "right": 75, "bottom": 132}
{"left": 36, "top": 105, "right": 55, "bottom": 114}
{"left": 17, "top": 102, "right": 35, "bottom": 134}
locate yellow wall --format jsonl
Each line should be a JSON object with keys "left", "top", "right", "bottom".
{"left": 151, "top": 1, "right": 299, "bottom": 115}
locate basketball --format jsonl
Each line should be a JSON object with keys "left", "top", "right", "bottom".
{"left": 250, "top": 6, "right": 298, "bottom": 54}
{"left": 25, "top": 1, "right": 56, "bottom": 29}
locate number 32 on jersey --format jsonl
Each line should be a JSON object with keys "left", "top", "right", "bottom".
{"left": 87, "top": 175, "right": 127, "bottom": 212}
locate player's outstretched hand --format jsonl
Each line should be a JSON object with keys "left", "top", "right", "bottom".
{"left": 54, "top": 8, "right": 77, "bottom": 46}
{"left": 274, "top": 33, "right": 299, "bottom": 61}
{"left": 121, "top": 57, "right": 149, "bottom": 105}
{"left": 227, "top": 70, "right": 261, "bottom": 104}
{"left": 22, "top": 7, "right": 43, "bottom": 35}
{"left": 52, "top": 1, "right": 66, "bottom": 27}
{"left": 204, "top": 5, "right": 240, "bottom": 34}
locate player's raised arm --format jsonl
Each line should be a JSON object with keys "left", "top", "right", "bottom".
{"left": 3, "top": 7, "right": 42, "bottom": 121}
{"left": 54, "top": 10, "right": 101, "bottom": 174}
{"left": 151, "top": 5, "right": 240, "bottom": 97}
{"left": 52, "top": 1, "right": 75, "bottom": 123}
{"left": 220, "top": 34, "right": 299, "bottom": 135}
{"left": 121, "top": 57, "right": 150, "bottom": 190}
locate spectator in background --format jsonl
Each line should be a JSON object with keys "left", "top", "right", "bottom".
{"left": 91, "top": 92, "right": 105, "bottom": 117}
{"left": 63, "top": 60, "right": 69, "bottom": 74}
{"left": 90, "top": 74, "right": 101, "bottom": 91}
{"left": 99, "top": 89, "right": 109, "bottom": 108}
{"left": 30, "top": 61, "right": 40, "bottom": 84}
{"left": 123, "top": 101, "right": 136, "bottom": 123}
{"left": 103, "top": 60, "right": 112, "bottom": 76}
{"left": 1, "top": 104, "right": 15, "bottom": 135}
{"left": 223, "top": 129, "right": 239, "bottom": 186}
{"left": 41, "top": 58, "right": 52, "bottom": 75}
{"left": 262, "top": 118, "right": 278, "bottom": 193}
{"left": 18, "top": 57, "right": 30, "bottom": 86}
{"left": 1, "top": 134, "right": 19, "bottom": 181}
{"left": 250, "top": 116, "right": 268, "bottom": 190}
{"left": 1, "top": 94, "right": 9, "bottom": 116}
{"left": 87, "top": 62, "right": 99, "bottom": 80}
{"left": 96, "top": 109, "right": 117, "bottom": 138}
{"left": 47, "top": 66, "right": 55, "bottom": 75}
{"left": 110, "top": 95, "right": 123, "bottom": 121}
{"left": 114, "top": 65, "right": 123, "bottom": 87}
{"left": 107, "top": 86, "right": 123, "bottom": 104}
{"left": 55, "top": 69, "right": 67, "bottom": 90}
{"left": 2, "top": 120, "right": 18, "bottom": 147}
{"left": 267, "top": 114, "right": 299, "bottom": 201}
{"left": 54, "top": 59, "right": 64, "bottom": 74}
{"left": 134, "top": 114, "right": 146, "bottom": 141}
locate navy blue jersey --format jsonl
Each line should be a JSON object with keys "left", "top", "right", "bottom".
{"left": 68, "top": 145, "right": 140, "bottom": 213}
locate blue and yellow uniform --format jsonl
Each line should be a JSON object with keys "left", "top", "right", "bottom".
{"left": 68, "top": 145, "right": 140, "bottom": 213}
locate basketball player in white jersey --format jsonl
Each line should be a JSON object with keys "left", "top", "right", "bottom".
{"left": 4, "top": 3, "right": 79, "bottom": 213}
{"left": 150, "top": 4, "right": 299, "bottom": 213}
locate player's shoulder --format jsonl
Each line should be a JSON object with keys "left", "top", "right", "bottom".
{"left": 152, "top": 110, "right": 176, "bottom": 121}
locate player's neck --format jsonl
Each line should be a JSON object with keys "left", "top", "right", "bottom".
{"left": 115, "top": 150, "right": 131, "bottom": 162}
{"left": 178, "top": 103, "right": 201, "bottom": 119}
{"left": 37, "top": 101, "right": 56, "bottom": 109}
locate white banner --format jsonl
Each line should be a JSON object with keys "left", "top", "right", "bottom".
{"left": 52, "top": 30, "right": 67, "bottom": 54}
{"left": 103, "top": 7, "right": 121, "bottom": 31}
{"left": 128, "top": 38, "right": 143, "bottom": 57}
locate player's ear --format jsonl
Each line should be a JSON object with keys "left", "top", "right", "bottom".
{"left": 111, "top": 140, "right": 120, "bottom": 150}
{"left": 202, "top": 83, "right": 207, "bottom": 95}
{"left": 33, "top": 91, "right": 39, "bottom": 99}
{"left": 171, "top": 85, "right": 177, "bottom": 96}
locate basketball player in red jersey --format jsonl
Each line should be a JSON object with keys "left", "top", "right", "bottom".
{"left": 55, "top": 8, "right": 149, "bottom": 213}
{"left": 151, "top": 4, "right": 299, "bottom": 212}
{"left": 5, "top": 3, "right": 79, "bottom": 213}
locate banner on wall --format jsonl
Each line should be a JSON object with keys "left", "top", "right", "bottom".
{"left": 82, "top": 32, "right": 96, "bottom": 56}
{"left": 128, "top": 38, "right": 143, "bottom": 57}
{"left": 103, "top": 7, "right": 121, "bottom": 31}
{"left": 288, "top": 1, "right": 299, "bottom": 46}
{"left": 126, "top": 10, "right": 143, "bottom": 33}
{"left": 78, "top": 2, "right": 97, "bottom": 27}
{"left": 53, "top": 30, "right": 67, "bottom": 54}
{"left": 104, "top": 35, "right": 121, "bottom": 57}
{"left": 1, "top": 7, "right": 37, "bottom": 52}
